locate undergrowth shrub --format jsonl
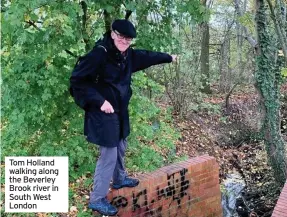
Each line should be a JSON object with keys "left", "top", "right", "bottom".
{"left": 2, "top": 72, "right": 181, "bottom": 181}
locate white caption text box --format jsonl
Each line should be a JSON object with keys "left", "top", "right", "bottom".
{"left": 5, "top": 157, "right": 68, "bottom": 213}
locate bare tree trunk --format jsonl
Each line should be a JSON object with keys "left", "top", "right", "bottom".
{"left": 233, "top": 0, "right": 287, "bottom": 185}
{"left": 103, "top": 2, "right": 122, "bottom": 32}
{"left": 80, "top": 1, "right": 90, "bottom": 52}
{"left": 278, "top": 0, "right": 286, "bottom": 28}
{"left": 200, "top": 20, "right": 211, "bottom": 94}
{"left": 235, "top": 0, "right": 246, "bottom": 81}
{"left": 234, "top": 0, "right": 258, "bottom": 48}
{"left": 104, "top": 9, "right": 112, "bottom": 32}
{"left": 255, "top": 0, "right": 287, "bottom": 186}
{"left": 219, "top": 36, "right": 231, "bottom": 93}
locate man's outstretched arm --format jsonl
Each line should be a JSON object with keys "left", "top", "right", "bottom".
{"left": 131, "top": 49, "right": 177, "bottom": 73}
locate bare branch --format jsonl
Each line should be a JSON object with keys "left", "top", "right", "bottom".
{"left": 80, "top": 1, "right": 90, "bottom": 51}
{"left": 64, "top": 50, "right": 78, "bottom": 58}
{"left": 80, "top": 1, "right": 87, "bottom": 29}
{"left": 234, "top": 0, "right": 258, "bottom": 48}
{"left": 25, "top": 20, "right": 42, "bottom": 31}
{"left": 104, "top": 9, "right": 112, "bottom": 32}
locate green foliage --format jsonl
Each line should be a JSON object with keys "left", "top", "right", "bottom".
{"left": 149, "top": 45, "right": 214, "bottom": 115}
{"left": 1, "top": 1, "right": 95, "bottom": 181}
{"left": 237, "top": 12, "right": 256, "bottom": 33}
{"left": 2, "top": 0, "right": 205, "bottom": 183}
{"left": 1, "top": 1, "right": 94, "bottom": 183}
{"left": 196, "top": 102, "right": 221, "bottom": 114}
{"left": 281, "top": 67, "right": 287, "bottom": 77}
{"left": 134, "top": 0, "right": 205, "bottom": 53}
{"left": 126, "top": 73, "right": 181, "bottom": 172}
{"left": 0, "top": 2, "right": 210, "bottom": 217}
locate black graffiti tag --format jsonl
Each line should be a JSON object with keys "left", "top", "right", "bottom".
{"left": 143, "top": 206, "right": 163, "bottom": 217}
{"left": 111, "top": 196, "right": 128, "bottom": 208}
{"left": 157, "top": 168, "right": 190, "bottom": 206}
{"left": 132, "top": 189, "right": 148, "bottom": 211}
{"left": 112, "top": 167, "right": 190, "bottom": 215}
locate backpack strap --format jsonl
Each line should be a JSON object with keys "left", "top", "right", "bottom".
{"left": 74, "top": 45, "right": 107, "bottom": 67}
{"left": 97, "top": 45, "right": 107, "bottom": 52}
{"left": 70, "top": 45, "right": 108, "bottom": 99}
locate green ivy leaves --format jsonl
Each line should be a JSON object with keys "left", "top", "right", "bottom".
{"left": 281, "top": 68, "right": 287, "bottom": 77}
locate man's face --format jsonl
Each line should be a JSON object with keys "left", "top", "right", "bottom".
{"left": 111, "top": 30, "right": 133, "bottom": 52}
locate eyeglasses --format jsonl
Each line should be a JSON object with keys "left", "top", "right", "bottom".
{"left": 113, "top": 30, "right": 133, "bottom": 42}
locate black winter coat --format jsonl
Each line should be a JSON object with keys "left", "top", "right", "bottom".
{"left": 70, "top": 32, "right": 172, "bottom": 147}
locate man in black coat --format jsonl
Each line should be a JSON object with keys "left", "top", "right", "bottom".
{"left": 70, "top": 19, "right": 177, "bottom": 216}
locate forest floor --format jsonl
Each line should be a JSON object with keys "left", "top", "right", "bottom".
{"left": 172, "top": 83, "right": 287, "bottom": 217}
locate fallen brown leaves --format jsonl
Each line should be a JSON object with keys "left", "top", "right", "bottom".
{"left": 172, "top": 84, "right": 287, "bottom": 216}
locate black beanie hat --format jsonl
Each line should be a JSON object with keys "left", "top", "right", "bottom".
{"left": 111, "top": 19, "right": 136, "bottom": 38}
